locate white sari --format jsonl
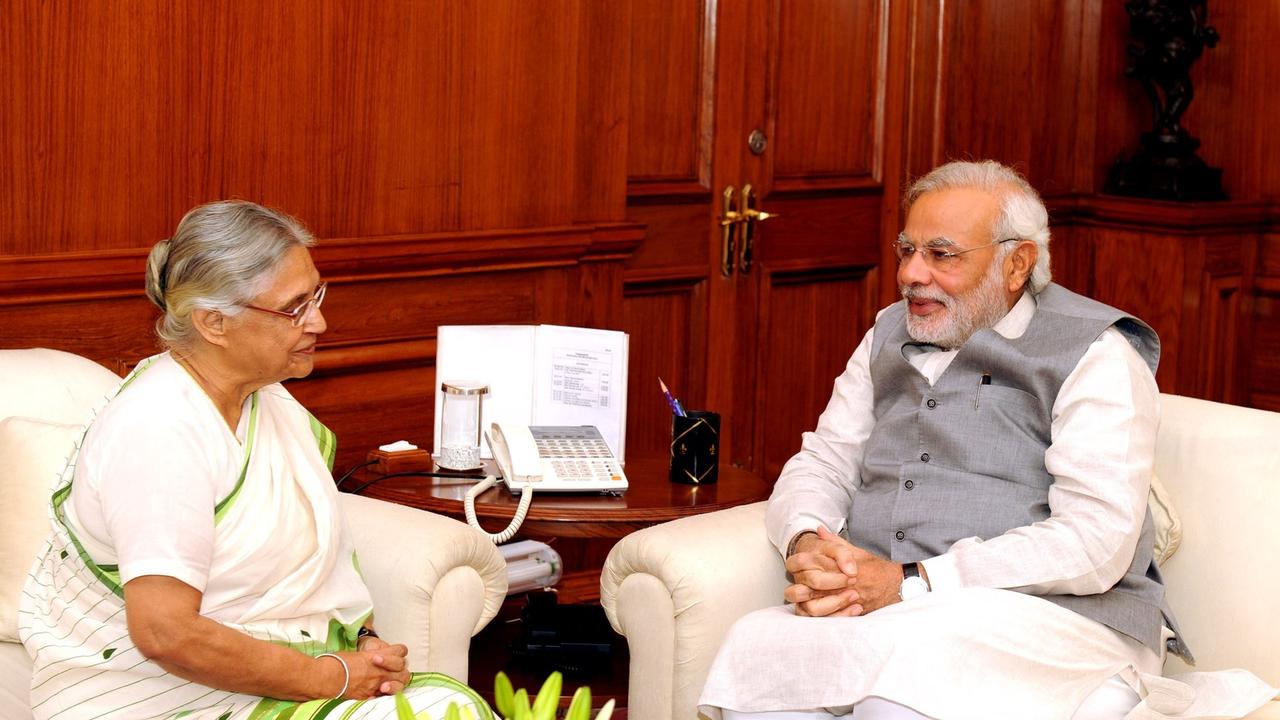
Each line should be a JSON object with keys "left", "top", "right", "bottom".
{"left": 19, "top": 353, "right": 488, "bottom": 720}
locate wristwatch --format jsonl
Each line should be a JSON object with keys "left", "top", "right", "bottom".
{"left": 899, "top": 562, "right": 930, "bottom": 601}
{"left": 357, "top": 625, "right": 378, "bottom": 644}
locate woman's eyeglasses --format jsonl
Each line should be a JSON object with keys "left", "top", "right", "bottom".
{"left": 244, "top": 282, "right": 327, "bottom": 327}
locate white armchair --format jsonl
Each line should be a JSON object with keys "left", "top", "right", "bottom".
{"left": 0, "top": 348, "right": 508, "bottom": 719}
{"left": 601, "top": 394, "right": 1280, "bottom": 719}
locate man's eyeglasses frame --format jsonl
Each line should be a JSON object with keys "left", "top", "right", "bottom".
{"left": 891, "top": 236, "right": 1022, "bottom": 269}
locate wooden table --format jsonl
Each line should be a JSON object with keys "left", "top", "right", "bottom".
{"left": 353, "top": 455, "right": 769, "bottom": 545}
{"left": 351, "top": 456, "right": 770, "bottom": 715}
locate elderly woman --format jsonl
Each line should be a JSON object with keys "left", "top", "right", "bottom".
{"left": 20, "top": 202, "right": 490, "bottom": 719}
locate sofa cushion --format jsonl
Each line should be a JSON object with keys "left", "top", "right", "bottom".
{"left": 0, "top": 348, "right": 120, "bottom": 427}
{"left": 0, "top": 417, "right": 81, "bottom": 642}
{"left": 1156, "top": 394, "right": 1280, "bottom": 684}
{"left": 0, "top": 640, "right": 33, "bottom": 720}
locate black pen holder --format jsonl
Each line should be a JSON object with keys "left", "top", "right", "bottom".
{"left": 669, "top": 411, "right": 720, "bottom": 485}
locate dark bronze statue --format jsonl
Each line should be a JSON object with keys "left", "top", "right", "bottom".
{"left": 1105, "top": 0, "right": 1226, "bottom": 201}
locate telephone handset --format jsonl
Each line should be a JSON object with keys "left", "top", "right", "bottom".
{"left": 487, "top": 422, "right": 543, "bottom": 487}
{"left": 464, "top": 424, "right": 629, "bottom": 544}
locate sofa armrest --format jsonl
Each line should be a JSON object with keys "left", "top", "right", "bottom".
{"left": 339, "top": 493, "right": 508, "bottom": 683}
{"left": 601, "top": 502, "right": 786, "bottom": 720}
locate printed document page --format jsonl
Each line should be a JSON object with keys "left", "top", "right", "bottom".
{"left": 531, "top": 324, "right": 629, "bottom": 461}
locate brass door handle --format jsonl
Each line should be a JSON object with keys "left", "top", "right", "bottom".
{"left": 720, "top": 186, "right": 744, "bottom": 277}
{"left": 738, "top": 185, "right": 778, "bottom": 273}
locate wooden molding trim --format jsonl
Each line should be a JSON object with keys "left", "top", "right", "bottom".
{"left": 1256, "top": 277, "right": 1280, "bottom": 294}
{"left": 623, "top": 264, "right": 708, "bottom": 289}
{"left": 765, "top": 262, "right": 874, "bottom": 286}
{"left": 771, "top": 174, "right": 883, "bottom": 195}
{"left": 0, "top": 222, "right": 644, "bottom": 305}
{"left": 626, "top": 179, "right": 714, "bottom": 201}
{"left": 1047, "top": 194, "right": 1273, "bottom": 234}
{"left": 312, "top": 338, "right": 438, "bottom": 377}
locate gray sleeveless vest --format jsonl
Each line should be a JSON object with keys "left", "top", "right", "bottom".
{"left": 854, "top": 283, "right": 1190, "bottom": 660}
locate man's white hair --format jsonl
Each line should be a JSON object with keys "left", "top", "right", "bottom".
{"left": 903, "top": 160, "right": 1051, "bottom": 294}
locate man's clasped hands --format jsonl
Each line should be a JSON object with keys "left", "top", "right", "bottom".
{"left": 784, "top": 527, "right": 909, "bottom": 618}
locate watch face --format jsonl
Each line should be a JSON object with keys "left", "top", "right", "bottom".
{"left": 900, "top": 575, "right": 930, "bottom": 601}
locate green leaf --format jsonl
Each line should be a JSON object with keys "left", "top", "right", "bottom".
{"left": 102, "top": 648, "right": 116, "bottom": 660}
{"left": 217, "top": 713, "right": 232, "bottom": 720}
{"left": 531, "top": 672, "right": 562, "bottom": 720}
{"left": 565, "top": 686, "right": 592, "bottom": 720}
{"left": 494, "top": 671, "right": 515, "bottom": 716}
{"left": 394, "top": 691, "right": 419, "bottom": 720}
{"left": 443, "top": 702, "right": 461, "bottom": 720}
{"left": 594, "top": 699, "right": 615, "bottom": 720}
{"left": 60, "top": 550, "right": 68, "bottom": 559}
{"left": 461, "top": 706, "right": 477, "bottom": 720}
{"left": 513, "top": 688, "right": 531, "bottom": 719}
{"left": 300, "top": 629, "right": 311, "bottom": 638}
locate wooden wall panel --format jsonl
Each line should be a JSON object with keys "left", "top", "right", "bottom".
{"left": 1086, "top": 229, "right": 1188, "bottom": 391}
{"left": 940, "top": 0, "right": 1095, "bottom": 195}
{"left": 1251, "top": 233, "right": 1280, "bottom": 411}
{"left": 756, "top": 270, "right": 872, "bottom": 480}
{"left": 0, "top": 1, "right": 627, "bottom": 256}
{"left": 459, "top": 1, "right": 583, "bottom": 229}
{"left": 627, "top": 0, "right": 713, "bottom": 190}
{"left": 1250, "top": 280, "right": 1280, "bottom": 412}
{"left": 770, "top": 0, "right": 883, "bottom": 182}
{"left": 574, "top": 0, "right": 633, "bottom": 224}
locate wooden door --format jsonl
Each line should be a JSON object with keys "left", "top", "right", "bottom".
{"left": 623, "top": 0, "right": 907, "bottom": 479}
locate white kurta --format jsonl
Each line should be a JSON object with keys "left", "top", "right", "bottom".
{"left": 18, "top": 353, "right": 489, "bottom": 720}
{"left": 700, "top": 588, "right": 1161, "bottom": 719}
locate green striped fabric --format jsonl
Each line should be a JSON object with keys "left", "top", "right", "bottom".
{"left": 308, "top": 413, "right": 337, "bottom": 472}
{"left": 243, "top": 673, "right": 493, "bottom": 720}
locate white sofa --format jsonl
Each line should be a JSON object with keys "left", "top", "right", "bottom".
{"left": 0, "top": 348, "right": 509, "bottom": 719}
{"left": 602, "top": 394, "right": 1280, "bottom": 719}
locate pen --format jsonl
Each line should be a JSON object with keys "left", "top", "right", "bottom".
{"left": 658, "top": 377, "right": 687, "bottom": 417}
{"left": 975, "top": 371, "right": 991, "bottom": 410}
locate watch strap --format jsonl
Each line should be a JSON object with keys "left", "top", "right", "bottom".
{"left": 903, "top": 562, "right": 921, "bottom": 580}
{"left": 786, "top": 530, "right": 818, "bottom": 557}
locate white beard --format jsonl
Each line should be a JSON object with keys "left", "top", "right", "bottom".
{"left": 901, "top": 259, "right": 1010, "bottom": 349}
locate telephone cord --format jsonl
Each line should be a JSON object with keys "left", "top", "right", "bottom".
{"left": 464, "top": 476, "right": 534, "bottom": 544}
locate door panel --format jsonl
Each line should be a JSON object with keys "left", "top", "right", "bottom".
{"left": 772, "top": 0, "right": 884, "bottom": 181}
{"left": 628, "top": 0, "right": 713, "bottom": 188}
{"left": 756, "top": 269, "right": 876, "bottom": 479}
{"left": 622, "top": 279, "right": 709, "bottom": 460}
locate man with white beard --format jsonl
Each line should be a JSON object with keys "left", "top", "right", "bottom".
{"left": 697, "top": 160, "right": 1193, "bottom": 720}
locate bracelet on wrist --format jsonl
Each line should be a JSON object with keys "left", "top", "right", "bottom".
{"left": 316, "top": 653, "right": 350, "bottom": 699}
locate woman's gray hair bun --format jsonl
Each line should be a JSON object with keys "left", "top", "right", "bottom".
{"left": 144, "top": 238, "right": 172, "bottom": 312}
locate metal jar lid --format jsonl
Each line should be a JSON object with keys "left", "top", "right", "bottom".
{"left": 441, "top": 382, "right": 489, "bottom": 395}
